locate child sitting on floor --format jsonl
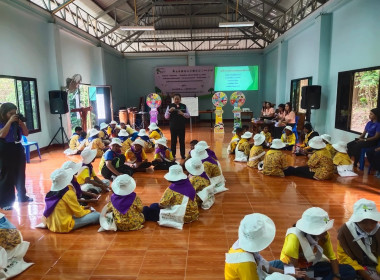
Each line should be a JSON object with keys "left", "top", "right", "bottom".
{"left": 143, "top": 165, "right": 199, "bottom": 225}
{"left": 42, "top": 168, "right": 100, "bottom": 233}
{"left": 86, "top": 128, "right": 105, "bottom": 158}
{"left": 137, "top": 129, "right": 154, "bottom": 153}
{"left": 125, "top": 139, "right": 152, "bottom": 172}
{"left": 331, "top": 141, "right": 357, "bottom": 176}
{"left": 66, "top": 126, "right": 83, "bottom": 155}
{"left": 126, "top": 125, "right": 139, "bottom": 141}
{"left": 227, "top": 127, "right": 243, "bottom": 154}
{"left": 321, "top": 134, "right": 335, "bottom": 158}
{"left": 77, "top": 149, "right": 110, "bottom": 194}
{"left": 234, "top": 131, "right": 253, "bottom": 162}
{"left": 195, "top": 141, "right": 218, "bottom": 160}
{"left": 118, "top": 129, "right": 133, "bottom": 154}
{"left": 261, "top": 125, "right": 272, "bottom": 147}
{"left": 105, "top": 174, "right": 145, "bottom": 231}
{"left": 61, "top": 161, "right": 98, "bottom": 203}
{"left": 148, "top": 122, "right": 164, "bottom": 142}
{"left": 262, "top": 139, "right": 291, "bottom": 177}
{"left": 247, "top": 134, "right": 266, "bottom": 168}
{"left": 152, "top": 137, "right": 177, "bottom": 170}
{"left": 107, "top": 120, "right": 119, "bottom": 138}
{"left": 99, "top": 138, "right": 134, "bottom": 179}
{"left": 281, "top": 126, "right": 296, "bottom": 151}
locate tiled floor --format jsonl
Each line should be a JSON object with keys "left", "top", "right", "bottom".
{"left": 2, "top": 124, "right": 379, "bottom": 280}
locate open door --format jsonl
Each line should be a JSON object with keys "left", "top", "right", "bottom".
{"left": 89, "top": 86, "right": 113, "bottom": 125}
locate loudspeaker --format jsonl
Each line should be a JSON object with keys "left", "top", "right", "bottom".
{"left": 49, "top": 90, "right": 69, "bottom": 114}
{"left": 301, "top": 85, "right": 321, "bottom": 109}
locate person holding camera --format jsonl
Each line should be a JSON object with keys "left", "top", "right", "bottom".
{"left": 0, "top": 102, "right": 32, "bottom": 210}
{"left": 165, "top": 93, "right": 190, "bottom": 159}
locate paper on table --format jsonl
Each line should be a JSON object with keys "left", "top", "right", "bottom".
{"left": 284, "top": 265, "right": 295, "bottom": 275}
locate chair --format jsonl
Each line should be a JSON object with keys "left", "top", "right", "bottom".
{"left": 22, "top": 135, "right": 41, "bottom": 163}
{"left": 359, "top": 147, "right": 372, "bottom": 174}
{"left": 292, "top": 116, "right": 300, "bottom": 143}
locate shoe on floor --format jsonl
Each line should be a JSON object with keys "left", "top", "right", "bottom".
{"left": 18, "top": 196, "right": 33, "bottom": 202}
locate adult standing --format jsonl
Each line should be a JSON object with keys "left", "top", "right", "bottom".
{"left": 165, "top": 93, "right": 190, "bottom": 159}
{"left": 0, "top": 103, "right": 32, "bottom": 210}
{"left": 347, "top": 108, "right": 380, "bottom": 167}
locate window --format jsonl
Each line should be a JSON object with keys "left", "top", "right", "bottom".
{"left": 290, "top": 77, "right": 312, "bottom": 113}
{"left": 335, "top": 67, "right": 380, "bottom": 134}
{"left": 0, "top": 75, "right": 41, "bottom": 133}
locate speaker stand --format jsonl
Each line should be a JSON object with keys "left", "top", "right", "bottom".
{"left": 48, "top": 114, "right": 69, "bottom": 149}
{"left": 306, "top": 107, "right": 311, "bottom": 123}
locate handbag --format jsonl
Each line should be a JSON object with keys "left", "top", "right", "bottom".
{"left": 158, "top": 196, "right": 189, "bottom": 230}
{"left": 209, "top": 175, "right": 228, "bottom": 194}
{"left": 98, "top": 204, "right": 117, "bottom": 232}
{"left": 197, "top": 184, "right": 216, "bottom": 210}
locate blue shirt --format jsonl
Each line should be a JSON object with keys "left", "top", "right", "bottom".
{"left": 0, "top": 122, "right": 22, "bottom": 143}
{"left": 364, "top": 121, "right": 380, "bottom": 137}
{"left": 103, "top": 150, "right": 117, "bottom": 161}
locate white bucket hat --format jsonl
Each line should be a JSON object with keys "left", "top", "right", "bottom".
{"left": 332, "top": 141, "right": 348, "bottom": 153}
{"left": 100, "top": 122, "right": 108, "bottom": 130}
{"left": 321, "top": 134, "right": 332, "bottom": 144}
{"left": 195, "top": 141, "right": 210, "bottom": 150}
{"left": 112, "top": 174, "right": 136, "bottom": 196}
{"left": 0, "top": 213, "right": 4, "bottom": 219}
{"left": 284, "top": 126, "right": 293, "bottom": 132}
{"left": 148, "top": 123, "right": 159, "bottom": 130}
{"left": 349, "top": 198, "right": 380, "bottom": 222}
{"left": 266, "top": 272, "right": 296, "bottom": 280}
{"left": 254, "top": 134, "right": 265, "bottom": 146}
{"left": 296, "top": 207, "right": 334, "bottom": 235}
{"left": 138, "top": 129, "right": 148, "bottom": 137}
{"left": 238, "top": 213, "right": 276, "bottom": 253}
{"left": 61, "top": 161, "right": 82, "bottom": 175}
{"left": 241, "top": 131, "right": 253, "bottom": 139}
{"left": 271, "top": 139, "right": 286, "bottom": 150}
{"left": 50, "top": 168, "right": 74, "bottom": 191}
{"left": 118, "top": 129, "right": 129, "bottom": 137}
{"left": 155, "top": 137, "right": 168, "bottom": 148}
{"left": 133, "top": 139, "right": 146, "bottom": 148}
{"left": 190, "top": 147, "right": 208, "bottom": 160}
{"left": 88, "top": 128, "right": 100, "bottom": 138}
{"left": 110, "top": 120, "right": 117, "bottom": 125}
{"left": 164, "top": 165, "right": 187, "bottom": 181}
{"left": 308, "top": 136, "right": 326, "bottom": 150}
{"left": 81, "top": 149, "right": 97, "bottom": 164}
{"left": 109, "top": 138, "right": 123, "bottom": 147}
{"left": 185, "top": 158, "right": 205, "bottom": 176}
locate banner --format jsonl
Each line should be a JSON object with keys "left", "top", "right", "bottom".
{"left": 155, "top": 66, "right": 214, "bottom": 96}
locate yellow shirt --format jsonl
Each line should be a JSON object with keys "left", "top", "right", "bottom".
{"left": 229, "top": 134, "right": 240, "bottom": 153}
{"left": 203, "top": 161, "right": 222, "bottom": 178}
{"left": 261, "top": 131, "right": 272, "bottom": 143}
{"left": 308, "top": 148, "right": 334, "bottom": 180}
{"left": 69, "top": 135, "right": 80, "bottom": 150}
{"left": 86, "top": 138, "right": 105, "bottom": 158}
{"left": 121, "top": 138, "right": 133, "bottom": 155}
{"left": 107, "top": 195, "right": 145, "bottom": 231}
{"left": 237, "top": 139, "right": 251, "bottom": 156}
{"left": 125, "top": 148, "right": 147, "bottom": 163}
{"left": 76, "top": 166, "right": 96, "bottom": 185}
{"left": 189, "top": 175, "right": 210, "bottom": 205}
{"left": 263, "top": 150, "right": 288, "bottom": 177}
{"left": 154, "top": 149, "right": 174, "bottom": 161}
{"left": 280, "top": 232, "right": 336, "bottom": 267}
{"left": 99, "top": 130, "right": 105, "bottom": 139}
{"left": 300, "top": 131, "right": 315, "bottom": 148}
{"left": 45, "top": 186, "right": 91, "bottom": 233}
{"left": 126, "top": 127, "right": 135, "bottom": 135}
{"left": 149, "top": 129, "right": 163, "bottom": 140}
{"left": 159, "top": 188, "right": 199, "bottom": 224}
{"left": 247, "top": 146, "right": 265, "bottom": 168}
{"left": 325, "top": 143, "right": 336, "bottom": 158}
{"left": 225, "top": 248, "right": 259, "bottom": 280}
{"left": 333, "top": 152, "right": 352, "bottom": 166}
{"left": 281, "top": 133, "right": 296, "bottom": 146}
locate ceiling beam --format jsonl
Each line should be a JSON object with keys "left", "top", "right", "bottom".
{"left": 52, "top": 0, "right": 75, "bottom": 14}
{"left": 130, "top": 36, "right": 257, "bottom": 43}
{"left": 95, "top": 0, "right": 131, "bottom": 20}
{"left": 153, "top": 0, "right": 223, "bottom": 6}
{"left": 259, "top": 0, "right": 286, "bottom": 14}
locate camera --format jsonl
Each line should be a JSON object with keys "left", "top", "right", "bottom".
{"left": 17, "top": 113, "right": 27, "bottom": 122}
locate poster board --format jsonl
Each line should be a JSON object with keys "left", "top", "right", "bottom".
{"left": 175, "top": 97, "right": 199, "bottom": 116}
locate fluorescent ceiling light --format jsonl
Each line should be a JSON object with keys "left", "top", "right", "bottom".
{"left": 120, "top": 26, "right": 155, "bottom": 31}
{"left": 219, "top": 21, "right": 255, "bottom": 28}
{"left": 215, "top": 43, "right": 240, "bottom": 47}
{"left": 141, "top": 45, "right": 168, "bottom": 49}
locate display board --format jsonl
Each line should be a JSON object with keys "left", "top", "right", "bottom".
{"left": 155, "top": 66, "right": 214, "bottom": 96}
{"left": 214, "top": 66, "right": 259, "bottom": 91}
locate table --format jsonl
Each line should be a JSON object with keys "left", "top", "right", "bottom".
{"left": 199, "top": 110, "right": 214, "bottom": 128}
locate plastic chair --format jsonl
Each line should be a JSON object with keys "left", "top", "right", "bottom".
{"left": 292, "top": 116, "right": 299, "bottom": 143}
{"left": 22, "top": 135, "right": 41, "bottom": 163}
{"left": 359, "top": 147, "right": 372, "bottom": 174}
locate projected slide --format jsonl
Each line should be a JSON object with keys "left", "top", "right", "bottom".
{"left": 214, "top": 66, "right": 259, "bottom": 91}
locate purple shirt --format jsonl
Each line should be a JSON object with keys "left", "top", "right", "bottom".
{"left": 364, "top": 121, "right": 380, "bottom": 138}
{"left": 0, "top": 122, "right": 22, "bottom": 143}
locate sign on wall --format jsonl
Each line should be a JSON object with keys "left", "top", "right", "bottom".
{"left": 154, "top": 66, "right": 214, "bottom": 96}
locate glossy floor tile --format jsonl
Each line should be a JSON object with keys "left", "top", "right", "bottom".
{"left": 1, "top": 124, "right": 379, "bottom": 279}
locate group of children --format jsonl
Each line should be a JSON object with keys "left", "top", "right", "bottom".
{"left": 225, "top": 198, "right": 380, "bottom": 280}
{"left": 228, "top": 122, "right": 356, "bottom": 180}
